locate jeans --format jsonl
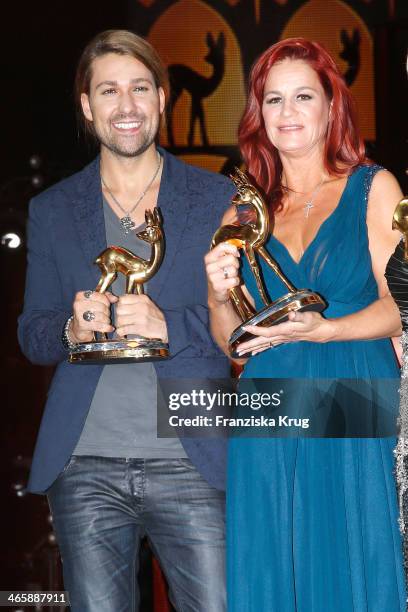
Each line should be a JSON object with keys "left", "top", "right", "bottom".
{"left": 47, "top": 456, "right": 226, "bottom": 612}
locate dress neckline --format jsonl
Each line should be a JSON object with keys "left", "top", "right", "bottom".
{"left": 269, "top": 170, "right": 355, "bottom": 266}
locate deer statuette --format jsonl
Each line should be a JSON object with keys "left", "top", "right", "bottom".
{"left": 94, "top": 208, "right": 165, "bottom": 295}
{"left": 392, "top": 197, "right": 408, "bottom": 261}
{"left": 211, "top": 168, "right": 296, "bottom": 321}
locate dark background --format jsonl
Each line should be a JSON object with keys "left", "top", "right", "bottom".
{"left": 0, "top": 2, "right": 130, "bottom": 607}
{"left": 0, "top": 0, "right": 407, "bottom": 609}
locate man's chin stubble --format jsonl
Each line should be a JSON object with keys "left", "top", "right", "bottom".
{"left": 99, "top": 132, "right": 155, "bottom": 158}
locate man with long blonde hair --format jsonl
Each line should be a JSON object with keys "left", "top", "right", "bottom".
{"left": 19, "top": 30, "right": 234, "bottom": 611}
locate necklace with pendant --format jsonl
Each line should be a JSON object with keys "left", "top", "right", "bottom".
{"left": 101, "top": 153, "right": 162, "bottom": 234}
{"left": 301, "top": 178, "right": 325, "bottom": 219}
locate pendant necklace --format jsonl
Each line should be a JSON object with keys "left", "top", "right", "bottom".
{"left": 302, "top": 178, "right": 325, "bottom": 219}
{"left": 101, "top": 153, "right": 162, "bottom": 234}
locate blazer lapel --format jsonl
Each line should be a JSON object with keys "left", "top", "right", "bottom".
{"left": 72, "top": 157, "right": 107, "bottom": 287}
{"left": 149, "top": 148, "right": 189, "bottom": 301}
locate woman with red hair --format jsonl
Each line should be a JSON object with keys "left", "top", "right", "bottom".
{"left": 205, "top": 38, "right": 406, "bottom": 609}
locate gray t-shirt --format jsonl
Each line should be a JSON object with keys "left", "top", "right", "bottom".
{"left": 74, "top": 197, "right": 186, "bottom": 458}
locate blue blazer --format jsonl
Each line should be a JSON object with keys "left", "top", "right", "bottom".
{"left": 18, "top": 148, "right": 235, "bottom": 493}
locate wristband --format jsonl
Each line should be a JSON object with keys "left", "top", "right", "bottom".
{"left": 61, "top": 316, "right": 76, "bottom": 351}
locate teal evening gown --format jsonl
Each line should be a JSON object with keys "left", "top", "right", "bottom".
{"left": 227, "top": 165, "right": 406, "bottom": 611}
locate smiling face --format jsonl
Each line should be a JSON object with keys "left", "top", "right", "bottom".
{"left": 80, "top": 52, "right": 165, "bottom": 158}
{"left": 262, "top": 58, "right": 331, "bottom": 158}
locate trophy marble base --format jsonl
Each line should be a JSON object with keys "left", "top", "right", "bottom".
{"left": 228, "top": 290, "right": 326, "bottom": 357}
{"left": 69, "top": 337, "right": 169, "bottom": 364}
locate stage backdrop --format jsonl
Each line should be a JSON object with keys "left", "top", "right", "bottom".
{"left": 126, "top": 0, "right": 402, "bottom": 178}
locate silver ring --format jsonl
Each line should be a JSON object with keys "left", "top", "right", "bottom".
{"left": 83, "top": 310, "right": 95, "bottom": 322}
{"left": 84, "top": 290, "right": 93, "bottom": 299}
{"left": 223, "top": 267, "right": 229, "bottom": 279}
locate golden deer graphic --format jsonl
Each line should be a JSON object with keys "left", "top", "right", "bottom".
{"left": 392, "top": 197, "right": 408, "bottom": 261}
{"left": 211, "top": 168, "right": 296, "bottom": 320}
{"left": 94, "top": 208, "right": 164, "bottom": 295}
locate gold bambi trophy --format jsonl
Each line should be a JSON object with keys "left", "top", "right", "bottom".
{"left": 69, "top": 208, "right": 169, "bottom": 364}
{"left": 392, "top": 197, "right": 408, "bottom": 260}
{"left": 211, "top": 169, "right": 326, "bottom": 357}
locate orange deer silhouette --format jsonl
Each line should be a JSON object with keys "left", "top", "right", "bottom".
{"left": 339, "top": 28, "right": 361, "bottom": 87}
{"left": 167, "top": 32, "right": 225, "bottom": 147}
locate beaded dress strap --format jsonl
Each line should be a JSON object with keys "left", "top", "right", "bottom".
{"left": 362, "top": 164, "right": 384, "bottom": 216}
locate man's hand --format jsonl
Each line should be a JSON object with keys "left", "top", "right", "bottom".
{"left": 115, "top": 294, "right": 168, "bottom": 341}
{"left": 71, "top": 290, "right": 118, "bottom": 343}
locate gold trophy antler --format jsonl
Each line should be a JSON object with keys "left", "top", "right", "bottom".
{"left": 392, "top": 198, "right": 408, "bottom": 261}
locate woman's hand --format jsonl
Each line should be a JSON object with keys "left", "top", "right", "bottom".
{"left": 205, "top": 242, "right": 240, "bottom": 306}
{"left": 236, "top": 310, "right": 336, "bottom": 356}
